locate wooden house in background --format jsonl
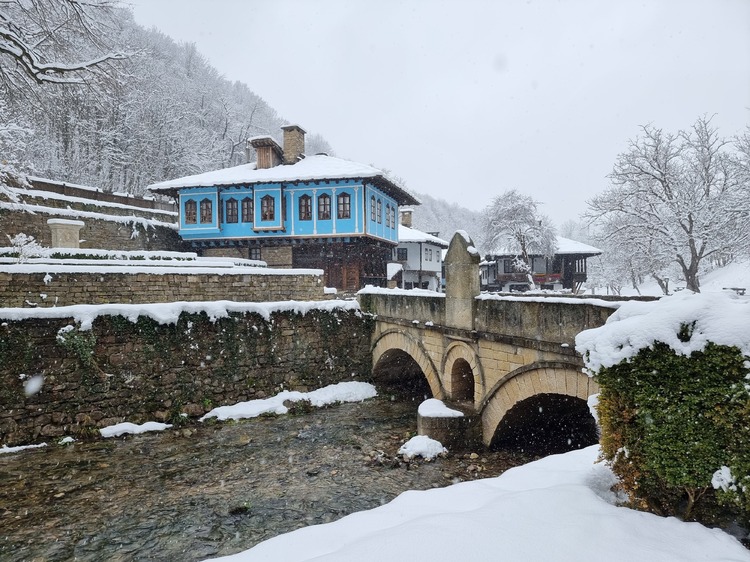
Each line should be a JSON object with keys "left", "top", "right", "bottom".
{"left": 148, "top": 125, "right": 419, "bottom": 290}
{"left": 480, "top": 236, "right": 602, "bottom": 293}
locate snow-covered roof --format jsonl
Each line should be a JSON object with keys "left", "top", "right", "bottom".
{"left": 556, "top": 236, "right": 602, "bottom": 255}
{"left": 398, "top": 225, "right": 449, "bottom": 247}
{"left": 387, "top": 262, "right": 403, "bottom": 280}
{"left": 147, "top": 154, "right": 420, "bottom": 206}
{"left": 489, "top": 236, "right": 601, "bottom": 258}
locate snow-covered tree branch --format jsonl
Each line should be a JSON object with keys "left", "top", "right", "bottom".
{"left": 586, "top": 117, "right": 750, "bottom": 293}
{"left": 482, "top": 189, "right": 558, "bottom": 281}
{"left": 0, "top": 0, "right": 128, "bottom": 89}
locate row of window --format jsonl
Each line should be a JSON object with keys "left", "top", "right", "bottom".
{"left": 370, "top": 196, "right": 397, "bottom": 229}
{"left": 395, "top": 247, "right": 441, "bottom": 262}
{"left": 184, "top": 193, "right": 354, "bottom": 225}
{"left": 298, "top": 193, "right": 349, "bottom": 221}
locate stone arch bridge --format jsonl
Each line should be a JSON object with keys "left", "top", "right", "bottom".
{"left": 358, "top": 233, "right": 642, "bottom": 450}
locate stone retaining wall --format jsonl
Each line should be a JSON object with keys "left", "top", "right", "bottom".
{"left": 0, "top": 307, "right": 374, "bottom": 445}
{"left": 0, "top": 270, "right": 327, "bottom": 307}
{"left": 1, "top": 183, "right": 185, "bottom": 253}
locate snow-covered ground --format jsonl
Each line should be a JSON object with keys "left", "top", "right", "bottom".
{"left": 208, "top": 445, "right": 749, "bottom": 562}
{"left": 607, "top": 259, "right": 750, "bottom": 297}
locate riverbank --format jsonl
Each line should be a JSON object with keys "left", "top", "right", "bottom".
{"left": 0, "top": 396, "right": 533, "bottom": 561}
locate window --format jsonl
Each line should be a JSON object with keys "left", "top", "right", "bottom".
{"left": 370, "top": 195, "right": 376, "bottom": 222}
{"left": 385, "top": 204, "right": 391, "bottom": 228}
{"left": 318, "top": 194, "right": 331, "bottom": 220}
{"left": 184, "top": 200, "right": 197, "bottom": 224}
{"left": 249, "top": 248, "right": 261, "bottom": 260}
{"left": 425, "top": 247, "right": 430, "bottom": 261}
{"left": 337, "top": 193, "right": 351, "bottom": 219}
{"left": 241, "top": 197, "right": 253, "bottom": 223}
{"left": 261, "top": 195, "right": 275, "bottom": 221}
{"left": 377, "top": 199, "right": 382, "bottom": 224}
{"left": 225, "top": 198, "right": 238, "bottom": 223}
{"left": 199, "top": 198, "right": 212, "bottom": 223}
{"left": 397, "top": 248, "right": 408, "bottom": 261}
{"left": 391, "top": 206, "right": 396, "bottom": 229}
{"left": 299, "top": 194, "right": 312, "bottom": 221}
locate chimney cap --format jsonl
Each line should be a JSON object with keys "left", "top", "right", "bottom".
{"left": 281, "top": 124, "right": 307, "bottom": 134}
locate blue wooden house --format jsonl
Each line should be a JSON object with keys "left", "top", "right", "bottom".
{"left": 148, "top": 125, "right": 419, "bottom": 290}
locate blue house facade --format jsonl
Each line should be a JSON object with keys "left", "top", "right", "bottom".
{"left": 149, "top": 125, "right": 419, "bottom": 289}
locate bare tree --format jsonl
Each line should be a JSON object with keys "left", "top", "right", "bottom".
{"left": 587, "top": 117, "right": 750, "bottom": 293}
{"left": 0, "top": 0, "right": 127, "bottom": 91}
{"left": 482, "top": 189, "right": 558, "bottom": 279}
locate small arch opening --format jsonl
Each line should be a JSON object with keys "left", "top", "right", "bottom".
{"left": 490, "top": 393, "right": 598, "bottom": 455}
{"left": 372, "top": 349, "right": 432, "bottom": 403}
{"left": 450, "top": 358, "right": 474, "bottom": 403}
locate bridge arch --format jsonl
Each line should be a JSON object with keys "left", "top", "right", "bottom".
{"left": 371, "top": 329, "right": 444, "bottom": 400}
{"left": 442, "top": 341, "right": 483, "bottom": 405}
{"left": 480, "top": 361, "right": 599, "bottom": 448}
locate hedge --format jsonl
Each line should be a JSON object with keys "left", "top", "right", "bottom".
{"left": 594, "top": 334, "right": 750, "bottom": 530}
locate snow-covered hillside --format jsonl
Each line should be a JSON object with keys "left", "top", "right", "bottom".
{"left": 611, "top": 260, "right": 750, "bottom": 297}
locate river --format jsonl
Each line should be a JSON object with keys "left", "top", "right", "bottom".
{"left": 0, "top": 396, "right": 533, "bottom": 561}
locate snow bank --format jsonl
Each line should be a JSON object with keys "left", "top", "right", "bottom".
{"left": 100, "top": 421, "right": 172, "bottom": 438}
{"left": 0, "top": 442, "right": 47, "bottom": 455}
{"left": 0, "top": 299, "right": 361, "bottom": 330}
{"left": 417, "top": 398, "right": 463, "bottom": 418}
{"left": 397, "top": 435, "right": 447, "bottom": 459}
{"left": 205, "top": 446, "right": 749, "bottom": 562}
{"left": 576, "top": 291, "right": 750, "bottom": 372}
{"left": 200, "top": 382, "right": 377, "bottom": 422}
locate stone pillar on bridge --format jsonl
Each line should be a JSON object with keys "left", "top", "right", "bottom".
{"left": 444, "top": 230, "right": 480, "bottom": 331}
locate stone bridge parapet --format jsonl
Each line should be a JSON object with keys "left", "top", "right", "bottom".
{"left": 359, "top": 232, "right": 652, "bottom": 448}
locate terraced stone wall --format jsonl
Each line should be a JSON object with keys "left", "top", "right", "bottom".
{"left": 0, "top": 270, "right": 327, "bottom": 308}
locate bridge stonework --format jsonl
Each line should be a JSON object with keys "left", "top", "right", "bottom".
{"left": 360, "top": 232, "right": 616, "bottom": 447}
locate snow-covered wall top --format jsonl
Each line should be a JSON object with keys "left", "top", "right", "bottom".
{"left": 0, "top": 299, "right": 361, "bottom": 330}
{"left": 575, "top": 291, "right": 750, "bottom": 372}
{"left": 14, "top": 184, "right": 177, "bottom": 217}
{"left": 0, "top": 200, "right": 178, "bottom": 231}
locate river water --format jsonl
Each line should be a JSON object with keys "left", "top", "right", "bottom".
{"left": 0, "top": 396, "right": 533, "bottom": 561}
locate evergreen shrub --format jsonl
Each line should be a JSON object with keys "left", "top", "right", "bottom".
{"left": 594, "top": 333, "right": 750, "bottom": 529}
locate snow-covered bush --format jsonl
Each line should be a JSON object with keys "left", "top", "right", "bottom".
{"left": 6, "top": 233, "right": 44, "bottom": 262}
{"left": 577, "top": 292, "right": 750, "bottom": 529}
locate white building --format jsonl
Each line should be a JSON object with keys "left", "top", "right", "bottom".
{"left": 389, "top": 209, "right": 449, "bottom": 291}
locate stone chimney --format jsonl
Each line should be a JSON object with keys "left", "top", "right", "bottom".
{"left": 249, "top": 136, "right": 283, "bottom": 169}
{"left": 400, "top": 208, "right": 413, "bottom": 228}
{"left": 281, "top": 124, "right": 306, "bottom": 165}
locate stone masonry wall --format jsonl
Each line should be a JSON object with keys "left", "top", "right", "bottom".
{"left": 0, "top": 270, "right": 327, "bottom": 308}
{"left": 1, "top": 189, "right": 185, "bottom": 253}
{"left": 0, "top": 308, "right": 375, "bottom": 445}
{"left": 0, "top": 208, "right": 185, "bottom": 253}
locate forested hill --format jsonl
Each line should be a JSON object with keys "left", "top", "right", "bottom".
{"left": 2, "top": 8, "right": 331, "bottom": 196}
{"left": 2, "top": 2, "right": 484, "bottom": 244}
{"left": 409, "top": 192, "right": 485, "bottom": 250}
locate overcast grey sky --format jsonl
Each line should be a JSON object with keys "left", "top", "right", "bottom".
{"left": 128, "top": 0, "right": 750, "bottom": 225}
